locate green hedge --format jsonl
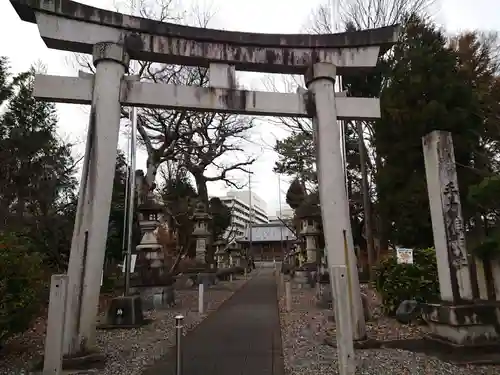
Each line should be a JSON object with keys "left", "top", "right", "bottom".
{"left": 374, "top": 247, "right": 440, "bottom": 315}
{"left": 0, "top": 232, "right": 45, "bottom": 343}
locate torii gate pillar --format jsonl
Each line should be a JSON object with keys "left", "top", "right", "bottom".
{"left": 306, "top": 63, "right": 366, "bottom": 340}
{"left": 64, "top": 42, "right": 129, "bottom": 355}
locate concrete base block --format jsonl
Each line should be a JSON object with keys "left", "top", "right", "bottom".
{"left": 422, "top": 301, "right": 500, "bottom": 346}
{"left": 293, "top": 270, "right": 316, "bottom": 288}
{"left": 32, "top": 351, "right": 106, "bottom": 372}
{"left": 139, "top": 286, "right": 176, "bottom": 310}
{"left": 61, "top": 352, "right": 106, "bottom": 370}
{"left": 324, "top": 335, "right": 379, "bottom": 349}
{"left": 197, "top": 272, "right": 217, "bottom": 287}
{"left": 98, "top": 295, "right": 147, "bottom": 329}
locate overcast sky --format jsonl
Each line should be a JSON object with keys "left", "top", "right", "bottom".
{"left": 1, "top": 0, "right": 500, "bottom": 215}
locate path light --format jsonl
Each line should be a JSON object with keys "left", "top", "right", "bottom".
{"left": 175, "top": 314, "right": 184, "bottom": 375}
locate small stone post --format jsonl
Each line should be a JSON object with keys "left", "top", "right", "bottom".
{"left": 285, "top": 281, "right": 292, "bottom": 312}
{"left": 198, "top": 283, "right": 204, "bottom": 314}
{"left": 44, "top": 275, "right": 68, "bottom": 375}
{"left": 175, "top": 315, "right": 184, "bottom": 375}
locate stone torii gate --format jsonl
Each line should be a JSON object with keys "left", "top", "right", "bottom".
{"left": 10, "top": 0, "right": 398, "bottom": 359}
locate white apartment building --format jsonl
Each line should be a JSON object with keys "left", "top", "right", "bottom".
{"left": 268, "top": 207, "right": 294, "bottom": 223}
{"left": 217, "top": 190, "right": 269, "bottom": 238}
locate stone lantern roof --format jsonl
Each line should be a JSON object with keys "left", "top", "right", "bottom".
{"left": 138, "top": 190, "right": 163, "bottom": 216}
{"left": 190, "top": 201, "right": 212, "bottom": 221}
{"left": 295, "top": 192, "right": 321, "bottom": 220}
{"left": 227, "top": 241, "right": 241, "bottom": 254}
{"left": 213, "top": 239, "right": 227, "bottom": 255}
{"left": 213, "top": 238, "right": 227, "bottom": 247}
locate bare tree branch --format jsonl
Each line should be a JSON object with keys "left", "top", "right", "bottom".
{"left": 69, "top": 0, "right": 256, "bottom": 208}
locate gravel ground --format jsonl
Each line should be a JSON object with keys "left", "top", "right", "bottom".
{"left": 0, "top": 276, "right": 250, "bottom": 375}
{"left": 277, "top": 279, "right": 500, "bottom": 375}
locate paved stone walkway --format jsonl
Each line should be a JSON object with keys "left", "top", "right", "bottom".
{"left": 142, "top": 268, "right": 284, "bottom": 375}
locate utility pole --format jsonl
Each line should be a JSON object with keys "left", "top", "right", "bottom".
{"left": 121, "top": 133, "right": 130, "bottom": 272}
{"left": 124, "top": 107, "right": 137, "bottom": 296}
{"left": 278, "top": 175, "right": 283, "bottom": 261}
{"left": 248, "top": 172, "right": 253, "bottom": 261}
{"left": 124, "top": 0, "right": 139, "bottom": 296}
{"left": 357, "top": 121, "right": 374, "bottom": 281}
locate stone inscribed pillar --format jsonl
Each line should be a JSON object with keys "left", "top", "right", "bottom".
{"left": 422, "top": 130, "right": 473, "bottom": 302}
{"left": 421, "top": 131, "right": 500, "bottom": 348}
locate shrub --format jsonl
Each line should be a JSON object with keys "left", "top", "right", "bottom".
{"left": 373, "top": 247, "right": 440, "bottom": 315}
{"left": 0, "top": 232, "right": 45, "bottom": 343}
{"left": 216, "top": 266, "right": 244, "bottom": 280}
{"left": 471, "top": 236, "right": 500, "bottom": 260}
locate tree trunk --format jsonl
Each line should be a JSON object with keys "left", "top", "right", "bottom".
{"left": 357, "top": 121, "right": 375, "bottom": 281}
{"left": 374, "top": 151, "right": 388, "bottom": 256}
{"left": 145, "top": 155, "right": 159, "bottom": 191}
{"left": 193, "top": 173, "right": 209, "bottom": 206}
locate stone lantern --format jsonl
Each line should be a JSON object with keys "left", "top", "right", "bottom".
{"left": 231, "top": 251, "right": 242, "bottom": 267}
{"left": 295, "top": 192, "right": 322, "bottom": 267}
{"left": 300, "top": 218, "right": 321, "bottom": 263}
{"left": 190, "top": 202, "right": 212, "bottom": 263}
{"left": 227, "top": 241, "right": 241, "bottom": 267}
{"left": 293, "top": 192, "right": 322, "bottom": 288}
{"left": 134, "top": 192, "right": 165, "bottom": 286}
{"left": 214, "top": 239, "right": 228, "bottom": 268}
{"left": 289, "top": 244, "right": 296, "bottom": 266}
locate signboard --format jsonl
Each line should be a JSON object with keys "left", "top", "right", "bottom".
{"left": 396, "top": 248, "right": 414, "bottom": 264}
{"left": 121, "top": 254, "right": 138, "bottom": 273}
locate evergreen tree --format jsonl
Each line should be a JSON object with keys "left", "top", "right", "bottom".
{"left": 374, "top": 15, "right": 482, "bottom": 248}
{"left": 209, "top": 197, "right": 231, "bottom": 241}
{"left": 0, "top": 59, "right": 77, "bottom": 341}
{"left": 105, "top": 151, "right": 141, "bottom": 263}
{"left": 274, "top": 131, "right": 316, "bottom": 184}
{"left": 0, "top": 63, "right": 77, "bottom": 269}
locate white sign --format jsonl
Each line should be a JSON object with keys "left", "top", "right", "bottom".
{"left": 397, "top": 248, "right": 414, "bottom": 264}
{"left": 121, "top": 254, "right": 138, "bottom": 273}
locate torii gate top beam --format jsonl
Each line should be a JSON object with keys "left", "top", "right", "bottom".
{"left": 11, "top": 0, "right": 399, "bottom": 75}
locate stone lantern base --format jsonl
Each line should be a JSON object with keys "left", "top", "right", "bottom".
{"left": 422, "top": 301, "right": 500, "bottom": 347}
